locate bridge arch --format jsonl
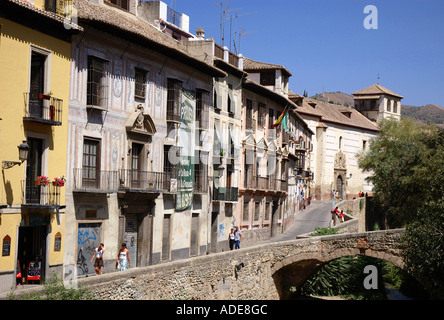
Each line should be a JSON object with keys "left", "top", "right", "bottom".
{"left": 271, "top": 243, "right": 405, "bottom": 299}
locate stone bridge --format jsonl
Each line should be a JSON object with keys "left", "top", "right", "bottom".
{"left": 71, "top": 228, "right": 405, "bottom": 300}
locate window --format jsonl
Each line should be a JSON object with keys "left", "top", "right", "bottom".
{"left": 82, "top": 138, "right": 100, "bottom": 188}
{"left": 45, "top": 0, "right": 57, "bottom": 13}
{"left": 164, "top": 145, "right": 178, "bottom": 191}
{"left": 393, "top": 101, "right": 398, "bottom": 113}
{"left": 339, "top": 136, "right": 343, "bottom": 150}
{"left": 387, "top": 99, "right": 391, "bottom": 112}
{"left": 167, "top": 78, "right": 182, "bottom": 122}
{"left": 363, "top": 140, "right": 367, "bottom": 151}
{"left": 245, "top": 99, "right": 254, "bottom": 130}
{"left": 162, "top": 215, "right": 171, "bottom": 261}
{"left": 25, "top": 138, "right": 43, "bottom": 204}
{"left": 254, "top": 202, "right": 260, "bottom": 221}
{"left": 196, "top": 89, "right": 209, "bottom": 129}
{"left": 87, "top": 56, "right": 108, "bottom": 109}
{"left": 258, "top": 103, "right": 266, "bottom": 127}
{"left": 265, "top": 202, "right": 270, "bottom": 221}
{"left": 190, "top": 213, "right": 199, "bottom": 256}
{"left": 29, "top": 51, "right": 47, "bottom": 118}
{"left": 109, "top": 0, "right": 129, "bottom": 11}
{"left": 227, "top": 84, "right": 235, "bottom": 115}
{"left": 134, "top": 68, "right": 147, "bottom": 99}
{"left": 243, "top": 201, "right": 250, "bottom": 222}
{"left": 260, "top": 71, "right": 275, "bottom": 86}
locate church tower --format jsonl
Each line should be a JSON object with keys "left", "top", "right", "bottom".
{"left": 352, "top": 84, "right": 403, "bottom": 122}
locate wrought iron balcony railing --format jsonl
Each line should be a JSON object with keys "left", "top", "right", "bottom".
{"left": 22, "top": 180, "right": 61, "bottom": 207}
{"left": 23, "top": 92, "right": 63, "bottom": 125}
{"left": 118, "top": 170, "right": 164, "bottom": 192}
{"left": 72, "top": 169, "right": 118, "bottom": 193}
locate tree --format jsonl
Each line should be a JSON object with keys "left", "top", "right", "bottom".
{"left": 358, "top": 118, "right": 444, "bottom": 298}
{"left": 358, "top": 118, "right": 427, "bottom": 227}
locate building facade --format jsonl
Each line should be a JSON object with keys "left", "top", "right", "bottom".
{"left": 237, "top": 57, "right": 312, "bottom": 244}
{"left": 64, "top": 0, "right": 227, "bottom": 279}
{"left": 0, "top": 0, "right": 80, "bottom": 291}
{"left": 292, "top": 96, "right": 380, "bottom": 201}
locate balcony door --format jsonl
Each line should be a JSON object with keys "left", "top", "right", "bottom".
{"left": 26, "top": 138, "right": 43, "bottom": 204}
{"left": 130, "top": 143, "right": 143, "bottom": 189}
{"left": 29, "top": 52, "right": 46, "bottom": 118}
{"left": 82, "top": 139, "right": 100, "bottom": 189}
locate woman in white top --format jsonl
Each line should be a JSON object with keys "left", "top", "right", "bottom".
{"left": 90, "top": 243, "right": 105, "bottom": 275}
{"left": 116, "top": 243, "right": 131, "bottom": 271}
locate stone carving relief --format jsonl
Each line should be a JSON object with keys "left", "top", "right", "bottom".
{"left": 334, "top": 151, "right": 346, "bottom": 169}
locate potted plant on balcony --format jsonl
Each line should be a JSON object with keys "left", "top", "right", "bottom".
{"left": 53, "top": 176, "right": 66, "bottom": 187}
{"left": 35, "top": 175, "right": 50, "bottom": 186}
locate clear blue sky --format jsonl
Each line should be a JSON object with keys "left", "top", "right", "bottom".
{"left": 172, "top": 0, "right": 444, "bottom": 107}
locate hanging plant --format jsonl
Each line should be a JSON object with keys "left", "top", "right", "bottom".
{"left": 52, "top": 176, "right": 66, "bottom": 187}
{"left": 35, "top": 176, "right": 50, "bottom": 186}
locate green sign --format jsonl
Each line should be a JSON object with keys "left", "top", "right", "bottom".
{"left": 175, "top": 87, "right": 195, "bottom": 211}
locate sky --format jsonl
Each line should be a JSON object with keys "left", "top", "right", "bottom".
{"left": 171, "top": 0, "right": 444, "bottom": 107}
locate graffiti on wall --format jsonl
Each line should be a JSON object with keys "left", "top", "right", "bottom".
{"left": 77, "top": 223, "right": 101, "bottom": 276}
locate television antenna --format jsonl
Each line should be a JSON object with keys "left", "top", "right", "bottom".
{"left": 215, "top": 0, "right": 232, "bottom": 46}
{"left": 224, "top": 7, "right": 243, "bottom": 51}
{"left": 238, "top": 29, "right": 256, "bottom": 53}
{"left": 233, "top": 10, "right": 257, "bottom": 54}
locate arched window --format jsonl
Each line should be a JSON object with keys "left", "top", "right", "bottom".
{"left": 339, "top": 136, "right": 343, "bottom": 150}
{"left": 387, "top": 99, "right": 391, "bottom": 112}
{"left": 393, "top": 101, "right": 398, "bottom": 113}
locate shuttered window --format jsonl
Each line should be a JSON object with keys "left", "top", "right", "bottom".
{"left": 190, "top": 213, "right": 199, "bottom": 256}
{"left": 161, "top": 215, "right": 171, "bottom": 261}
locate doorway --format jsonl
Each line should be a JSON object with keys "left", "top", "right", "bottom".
{"left": 336, "top": 175, "right": 344, "bottom": 200}
{"left": 17, "top": 225, "right": 47, "bottom": 284}
{"left": 210, "top": 210, "right": 218, "bottom": 253}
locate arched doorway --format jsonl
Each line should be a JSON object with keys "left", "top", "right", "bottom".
{"left": 336, "top": 175, "right": 344, "bottom": 200}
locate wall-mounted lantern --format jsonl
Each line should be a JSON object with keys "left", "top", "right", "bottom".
{"left": 2, "top": 140, "right": 30, "bottom": 170}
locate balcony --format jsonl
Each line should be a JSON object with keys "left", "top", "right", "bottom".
{"left": 213, "top": 187, "right": 239, "bottom": 202}
{"left": 118, "top": 170, "right": 164, "bottom": 193}
{"left": 72, "top": 169, "right": 118, "bottom": 193}
{"left": 23, "top": 92, "right": 63, "bottom": 126}
{"left": 22, "top": 180, "right": 62, "bottom": 208}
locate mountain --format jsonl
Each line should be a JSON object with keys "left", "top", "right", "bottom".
{"left": 310, "top": 92, "right": 444, "bottom": 128}
{"left": 402, "top": 104, "right": 444, "bottom": 128}
{"left": 311, "top": 92, "right": 355, "bottom": 108}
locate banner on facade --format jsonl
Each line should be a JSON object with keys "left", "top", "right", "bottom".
{"left": 175, "top": 87, "right": 195, "bottom": 211}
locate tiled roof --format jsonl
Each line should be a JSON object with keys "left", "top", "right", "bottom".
{"left": 73, "top": 0, "right": 226, "bottom": 78}
{"left": 352, "top": 84, "right": 403, "bottom": 99}
{"left": 3, "top": 0, "right": 83, "bottom": 30}
{"left": 243, "top": 56, "right": 292, "bottom": 77}
{"left": 294, "top": 97, "right": 379, "bottom": 132}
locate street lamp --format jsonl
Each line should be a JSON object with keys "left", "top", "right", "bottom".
{"left": 2, "top": 140, "right": 30, "bottom": 170}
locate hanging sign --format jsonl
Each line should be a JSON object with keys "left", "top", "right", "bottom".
{"left": 175, "top": 87, "right": 195, "bottom": 211}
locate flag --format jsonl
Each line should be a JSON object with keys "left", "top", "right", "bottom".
{"left": 272, "top": 105, "right": 289, "bottom": 132}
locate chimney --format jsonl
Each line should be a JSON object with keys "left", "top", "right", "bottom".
{"left": 196, "top": 27, "right": 205, "bottom": 40}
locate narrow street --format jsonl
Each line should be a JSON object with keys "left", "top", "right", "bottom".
{"left": 267, "top": 200, "right": 333, "bottom": 243}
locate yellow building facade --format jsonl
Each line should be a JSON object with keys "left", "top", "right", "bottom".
{"left": 0, "top": 0, "right": 80, "bottom": 291}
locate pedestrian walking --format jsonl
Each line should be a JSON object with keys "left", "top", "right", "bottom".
{"left": 90, "top": 243, "right": 105, "bottom": 275}
{"left": 234, "top": 227, "right": 242, "bottom": 249}
{"left": 228, "top": 228, "right": 235, "bottom": 250}
{"left": 331, "top": 207, "right": 339, "bottom": 226}
{"left": 116, "top": 243, "right": 130, "bottom": 271}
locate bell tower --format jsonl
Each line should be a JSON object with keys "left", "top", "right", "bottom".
{"left": 352, "top": 84, "right": 403, "bottom": 122}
